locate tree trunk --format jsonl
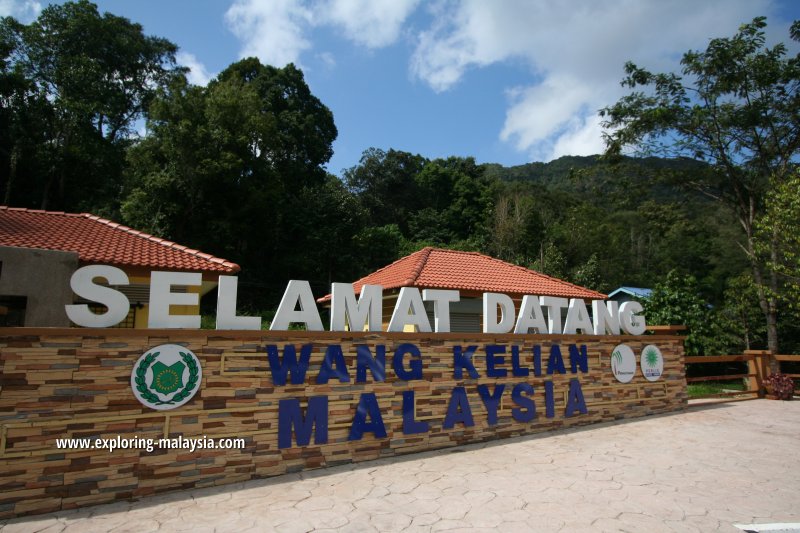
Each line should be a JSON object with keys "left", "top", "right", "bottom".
{"left": 4, "top": 144, "right": 19, "bottom": 205}
{"left": 741, "top": 310, "right": 751, "bottom": 351}
{"left": 40, "top": 173, "right": 54, "bottom": 211}
{"left": 742, "top": 214, "right": 779, "bottom": 365}
{"left": 766, "top": 227, "right": 781, "bottom": 362}
{"left": 58, "top": 165, "right": 66, "bottom": 208}
{"left": 751, "top": 259, "right": 779, "bottom": 349}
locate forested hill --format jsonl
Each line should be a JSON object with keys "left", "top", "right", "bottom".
{"left": 334, "top": 149, "right": 747, "bottom": 305}
{"left": 487, "top": 154, "right": 605, "bottom": 185}
{"left": 488, "top": 154, "right": 705, "bottom": 183}
{"left": 477, "top": 154, "right": 739, "bottom": 294}
{"left": 485, "top": 154, "right": 712, "bottom": 208}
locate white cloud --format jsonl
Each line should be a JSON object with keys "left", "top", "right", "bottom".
{"left": 225, "top": 0, "right": 313, "bottom": 67}
{"left": 549, "top": 115, "right": 607, "bottom": 162}
{"left": 224, "top": 0, "right": 419, "bottom": 68}
{"left": 222, "top": 0, "right": 788, "bottom": 162}
{"left": 500, "top": 75, "right": 611, "bottom": 161}
{"left": 0, "top": 0, "right": 41, "bottom": 22}
{"left": 411, "top": 0, "right": 777, "bottom": 160}
{"left": 177, "top": 52, "right": 213, "bottom": 86}
{"left": 317, "top": 0, "right": 420, "bottom": 48}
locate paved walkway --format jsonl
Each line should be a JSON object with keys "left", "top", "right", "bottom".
{"left": 2, "top": 399, "right": 799, "bottom": 532}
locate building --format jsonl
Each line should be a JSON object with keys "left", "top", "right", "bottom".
{"left": 318, "top": 247, "right": 606, "bottom": 332}
{"left": 0, "top": 207, "right": 240, "bottom": 328}
{"left": 607, "top": 286, "right": 652, "bottom": 306}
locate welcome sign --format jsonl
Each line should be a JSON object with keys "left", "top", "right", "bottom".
{"left": 135, "top": 341, "right": 600, "bottom": 447}
{"left": 127, "top": 337, "right": 668, "bottom": 450}
{"left": 0, "top": 331, "right": 685, "bottom": 519}
{"left": 0, "top": 268, "right": 686, "bottom": 519}
{"left": 64, "top": 267, "right": 647, "bottom": 336}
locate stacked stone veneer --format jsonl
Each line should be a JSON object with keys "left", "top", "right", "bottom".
{"left": 0, "top": 328, "right": 687, "bottom": 518}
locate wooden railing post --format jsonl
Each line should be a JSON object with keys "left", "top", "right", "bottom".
{"left": 745, "top": 350, "right": 770, "bottom": 397}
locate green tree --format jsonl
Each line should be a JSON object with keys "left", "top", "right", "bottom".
{"left": 344, "top": 150, "right": 495, "bottom": 257}
{"left": 572, "top": 254, "right": 601, "bottom": 292}
{"left": 531, "top": 242, "right": 567, "bottom": 280}
{"left": 644, "top": 271, "right": 734, "bottom": 356}
{"left": 344, "top": 148, "right": 426, "bottom": 233}
{"left": 351, "top": 224, "right": 404, "bottom": 275}
{"left": 432, "top": 156, "right": 495, "bottom": 243}
{"left": 1, "top": 0, "right": 183, "bottom": 213}
{"left": 282, "top": 175, "right": 366, "bottom": 291}
{"left": 718, "top": 273, "right": 766, "bottom": 351}
{"left": 489, "top": 190, "right": 543, "bottom": 264}
{"left": 122, "top": 59, "right": 338, "bottom": 303}
{"left": 757, "top": 171, "right": 800, "bottom": 314}
{"left": 601, "top": 17, "right": 800, "bottom": 353}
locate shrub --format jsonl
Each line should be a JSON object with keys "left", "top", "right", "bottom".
{"left": 763, "top": 373, "right": 795, "bottom": 400}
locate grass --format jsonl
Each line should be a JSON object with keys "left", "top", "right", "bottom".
{"left": 687, "top": 380, "right": 747, "bottom": 398}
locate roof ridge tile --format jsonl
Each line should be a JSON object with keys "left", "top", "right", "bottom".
{"left": 1, "top": 205, "right": 79, "bottom": 217}
{"left": 404, "top": 247, "right": 432, "bottom": 285}
{"left": 362, "top": 247, "right": 426, "bottom": 280}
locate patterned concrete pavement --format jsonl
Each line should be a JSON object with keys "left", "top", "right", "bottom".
{"left": 1, "top": 399, "right": 799, "bottom": 533}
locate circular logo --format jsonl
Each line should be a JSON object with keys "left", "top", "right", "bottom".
{"left": 131, "top": 344, "right": 202, "bottom": 410}
{"left": 610, "top": 344, "right": 637, "bottom": 383}
{"left": 640, "top": 344, "right": 664, "bottom": 382}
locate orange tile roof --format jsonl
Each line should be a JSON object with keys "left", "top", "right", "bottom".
{"left": 0, "top": 207, "right": 240, "bottom": 274}
{"left": 318, "top": 247, "right": 605, "bottom": 302}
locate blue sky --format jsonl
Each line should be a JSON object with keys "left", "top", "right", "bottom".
{"left": 3, "top": 0, "right": 799, "bottom": 176}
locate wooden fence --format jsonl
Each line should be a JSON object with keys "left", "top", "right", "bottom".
{"left": 774, "top": 354, "right": 800, "bottom": 383}
{"left": 686, "top": 350, "right": 800, "bottom": 400}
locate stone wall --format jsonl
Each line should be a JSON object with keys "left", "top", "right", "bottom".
{"left": 0, "top": 328, "right": 686, "bottom": 518}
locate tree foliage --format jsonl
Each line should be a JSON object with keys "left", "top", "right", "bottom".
{"left": 643, "top": 271, "right": 735, "bottom": 356}
{"left": 718, "top": 273, "right": 766, "bottom": 351}
{"left": 0, "top": 0, "right": 183, "bottom": 213}
{"left": 757, "top": 171, "right": 800, "bottom": 314}
{"left": 601, "top": 16, "right": 800, "bottom": 353}
{"left": 122, "top": 58, "right": 339, "bottom": 303}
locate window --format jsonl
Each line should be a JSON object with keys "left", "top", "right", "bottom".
{"left": 0, "top": 295, "right": 27, "bottom": 326}
{"left": 82, "top": 304, "right": 137, "bottom": 328}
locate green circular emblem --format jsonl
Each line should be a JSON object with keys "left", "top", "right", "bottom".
{"left": 640, "top": 344, "right": 664, "bottom": 382}
{"left": 131, "top": 344, "right": 202, "bottom": 410}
